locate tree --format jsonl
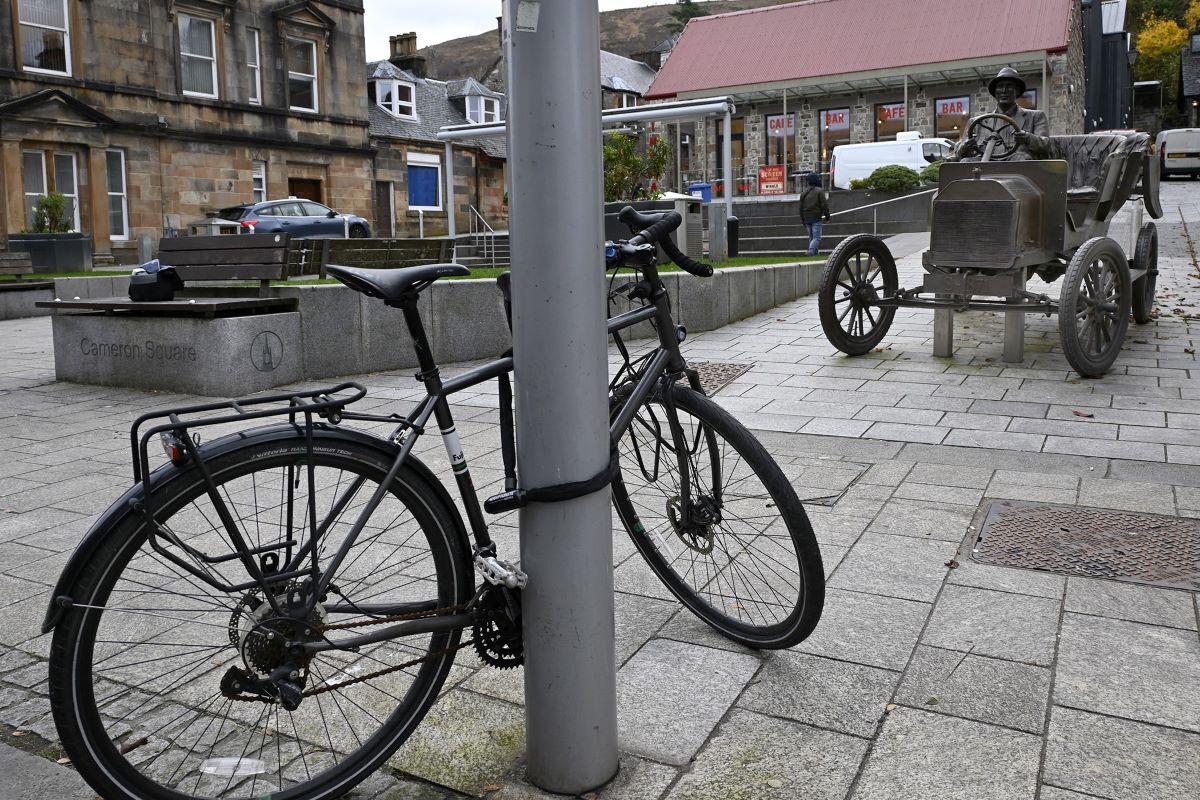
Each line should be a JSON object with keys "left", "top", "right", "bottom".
{"left": 603, "top": 133, "right": 671, "bottom": 202}
{"left": 668, "top": 1, "right": 709, "bottom": 34}
{"left": 1136, "top": 13, "right": 1189, "bottom": 102}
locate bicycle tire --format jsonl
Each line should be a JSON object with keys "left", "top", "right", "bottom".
{"left": 49, "top": 429, "right": 472, "bottom": 800}
{"left": 611, "top": 383, "right": 824, "bottom": 649}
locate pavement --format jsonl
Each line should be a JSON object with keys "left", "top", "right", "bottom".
{"left": 0, "top": 182, "right": 1198, "bottom": 799}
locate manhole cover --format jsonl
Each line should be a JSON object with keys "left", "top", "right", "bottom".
{"left": 691, "top": 361, "right": 755, "bottom": 395}
{"left": 973, "top": 500, "right": 1200, "bottom": 591}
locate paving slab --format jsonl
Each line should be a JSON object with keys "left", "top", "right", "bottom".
{"left": 894, "top": 645, "right": 1051, "bottom": 734}
{"left": 0, "top": 742, "right": 96, "bottom": 800}
{"left": 851, "top": 708, "right": 1041, "bottom": 800}
{"left": 1043, "top": 707, "right": 1200, "bottom": 800}
{"left": 827, "top": 533, "right": 957, "bottom": 603}
{"left": 615, "top": 638, "right": 759, "bottom": 766}
{"left": 1064, "top": 576, "right": 1197, "bottom": 630}
{"left": 663, "top": 709, "right": 867, "bottom": 800}
{"left": 738, "top": 651, "right": 898, "bottom": 738}
{"left": 920, "top": 585, "right": 1060, "bottom": 666}
{"left": 794, "top": 589, "right": 929, "bottom": 671}
{"left": 1054, "top": 613, "right": 1200, "bottom": 733}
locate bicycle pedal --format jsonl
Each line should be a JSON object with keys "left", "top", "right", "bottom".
{"left": 474, "top": 553, "right": 528, "bottom": 589}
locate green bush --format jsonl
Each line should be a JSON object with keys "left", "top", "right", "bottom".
{"left": 849, "top": 177, "right": 870, "bottom": 190}
{"left": 31, "top": 192, "right": 71, "bottom": 233}
{"left": 920, "top": 160, "right": 943, "bottom": 184}
{"left": 864, "top": 164, "right": 921, "bottom": 191}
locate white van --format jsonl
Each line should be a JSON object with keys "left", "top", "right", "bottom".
{"left": 1156, "top": 128, "right": 1200, "bottom": 179}
{"left": 829, "top": 132, "right": 953, "bottom": 190}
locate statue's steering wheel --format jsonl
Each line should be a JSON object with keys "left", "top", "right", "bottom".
{"left": 963, "top": 113, "right": 1020, "bottom": 161}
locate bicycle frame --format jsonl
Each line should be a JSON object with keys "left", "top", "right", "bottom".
{"left": 125, "top": 261, "right": 702, "bottom": 656}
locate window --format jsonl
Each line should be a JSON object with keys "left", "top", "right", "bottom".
{"left": 21, "top": 151, "right": 47, "bottom": 231}
{"left": 1192, "top": 33, "right": 1200, "bottom": 53}
{"left": 875, "top": 102, "right": 905, "bottom": 141}
{"left": 678, "top": 121, "right": 695, "bottom": 176}
{"left": 715, "top": 117, "right": 745, "bottom": 195}
{"left": 18, "top": 0, "right": 71, "bottom": 75}
{"left": 377, "top": 80, "right": 415, "bottom": 119}
{"left": 620, "top": 93, "right": 638, "bottom": 108}
{"left": 106, "top": 150, "right": 129, "bottom": 240}
{"left": 54, "top": 153, "right": 79, "bottom": 231}
{"left": 407, "top": 152, "right": 442, "bottom": 211}
{"left": 179, "top": 14, "right": 218, "bottom": 98}
{"left": 765, "top": 112, "right": 795, "bottom": 167}
{"left": 1018, "top": 89, "right": 1038, "bottom": 110}
{"left": 922, "top": 141, "right": 951, "bottom": 163}
{"left": 287, "top": 38, "right": 318, "bottom": 112}
{"left": 21, "top": 150, "right": 78, "bottom": 231}
{"left": 252, "top": 160, "right": 267, "bottom": 203}
{"left": 935, "top": 96, "right": 970, "bottom": 138}
{"left": 247, "top": 29, "right": 262, "bottom": 105}
{"left": 466, "top": 95, "right": 499, "bottom": 124}
{"left": 819, "top": 108, "right": 850, "bottom": 162}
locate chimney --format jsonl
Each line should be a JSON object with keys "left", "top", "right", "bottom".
{"left": 388, "top": 32, "right": 427, "bottom": 78}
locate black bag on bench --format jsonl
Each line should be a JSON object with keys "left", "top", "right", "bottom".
{"left": 128, "top": 267, "right": 184, "bottom": 301}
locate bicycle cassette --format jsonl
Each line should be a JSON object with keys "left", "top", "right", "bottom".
{"left": 472, "top": 584, "right": 524, "bottom": 669}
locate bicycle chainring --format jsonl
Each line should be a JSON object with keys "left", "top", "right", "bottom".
{"left": 471, "top": 584, "right": 524, "bottom": 669}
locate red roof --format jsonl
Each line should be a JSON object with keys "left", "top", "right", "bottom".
{"left": 646, "top": 0, "right": 1074, "bottom": 99}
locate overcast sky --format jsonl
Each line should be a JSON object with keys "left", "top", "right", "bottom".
{"left": 361, "top": 1, "right": 680, "bottom": 61}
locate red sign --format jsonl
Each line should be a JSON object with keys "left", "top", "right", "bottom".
{"left": 878, "top": 103, "right": 905, "bottom": 122}
{"left": 937, "top": 97, "right": 969, "bottom": 116}
{"left": 822, "top": 110, "right": 847, "bottom": 127}
{"left": 759, "top": 165, "right": 786, "bottom": 195}
{"left": 767, "top": 113, "right": 796, "bottom": 138}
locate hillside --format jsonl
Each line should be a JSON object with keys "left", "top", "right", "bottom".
{"left": 418, "top": 0, "right": 798, "bottom": 82}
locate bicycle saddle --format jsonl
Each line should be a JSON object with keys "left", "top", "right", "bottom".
{"left": 325, "top": 262, "right": 471, "bottom": 303}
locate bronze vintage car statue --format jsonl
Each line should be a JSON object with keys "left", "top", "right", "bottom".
{"left": 817, "top": 113, "right": 1163, "bottom": 378}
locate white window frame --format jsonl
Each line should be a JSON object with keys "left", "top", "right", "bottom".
{"left": 619, "top": 93, "right": 638, "bottom": 109}
{"left": 377, "top": 80, "right": 416, "bottom": 120}
{"left": 17, "top": 0, "right": 72, "bottom": 77}
{"left": 179, "top": 13, "right": 219, "bottom": 99}
{"left": 252, "top": 160, "right": 267, "bottom": 203}
{"left": 106, "top": 149, "right": 129, "bottom": 241}
{"left": 287, "top": 38, "right": 319, "bottom": 113}
{"left": 466, "top": 95, "right": 500, "bottom": 124}
{"left": 21, "top": 150, "right": 47, "bottom": 232}
{"left": 407, "top": 152, "right": 442, "bottom": 212}
{"left": 53, "top": 152, "right": 80, "bottom": 232}
{"left": 247, "top": 28, "right": 262, "bottom": 105}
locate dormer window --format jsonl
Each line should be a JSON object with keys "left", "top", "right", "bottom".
{"left": 466, "top": 95, "right": 500, "bottom": 124}
{"left": 378, "top": 80, "right": 416, "bottom": 119}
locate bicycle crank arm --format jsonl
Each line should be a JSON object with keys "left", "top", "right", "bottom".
{"left": 300, "top": 611, "right": 475, "bottom": 655}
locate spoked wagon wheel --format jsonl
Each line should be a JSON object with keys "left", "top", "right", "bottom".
{"left": 1058, "top": 237, "right": 1132, "bottom": 377}
{"left": 818, "top": 234, "right": 898, "bottom": 355}
{"left": 1131, "top": 222, "right": 1158, "bottom": 324}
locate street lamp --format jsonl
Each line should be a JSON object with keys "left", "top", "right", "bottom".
{"left": 1127, "top": 49, "right": 1138, "bottom": 127}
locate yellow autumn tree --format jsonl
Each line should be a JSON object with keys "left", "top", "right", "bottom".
{"left": 1186, "top": 0, "right": 1200, "bottom": 30}
{"left": 1137, "top": 13, "right": 1189, "bottom": 100}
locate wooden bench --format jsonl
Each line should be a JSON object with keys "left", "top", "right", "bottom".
{"left": 36, "top": 233, "right": 297, "bottom": 318}
{"left": 288, "top": 237, "right": 452, "bottom": 276}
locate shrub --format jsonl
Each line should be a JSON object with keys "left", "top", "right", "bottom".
{"left": 849, "top": 178, "right": 870, "bottom": 190}
{"left": 920, "top": 160, "right": 943, "bottom": 184}
{"left": 864, "top": 164, "right": 921, "bottom": 191}
{"left": 31, "top": 192, "right": 71, "bottom": 233}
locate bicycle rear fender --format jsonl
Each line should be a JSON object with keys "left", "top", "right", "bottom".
{"left": 41, "top": 424, "right": 466, "bottom": 633}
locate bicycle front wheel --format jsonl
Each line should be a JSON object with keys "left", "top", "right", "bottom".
{"left": 612, "top": 383, "right": 824, "bottom": 649}
{"left": 49, "top": 429, "right": 472, "bottom": 800}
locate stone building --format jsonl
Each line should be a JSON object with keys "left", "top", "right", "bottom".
{"left": 646, "top": 0, "right": 1087, "bottom": 197}
{"left": 0, "top": 0, "right": 373, "bottom": 263}
{"left": 369, "top": 34, "right": 507, "bottom": 238}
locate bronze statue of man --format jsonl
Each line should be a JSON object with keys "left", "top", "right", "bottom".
{"left": 950, "top": 67, "right": 1050, "bottom": 161}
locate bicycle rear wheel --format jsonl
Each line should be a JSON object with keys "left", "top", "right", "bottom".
{"left": 49, "top": 430, "right": 472, "bottom": 800}
{"left": 612, "top": 383, "right": 824, "bottom": 649}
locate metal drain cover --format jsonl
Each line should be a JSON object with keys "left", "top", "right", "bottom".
{"left": 692, "top": 361, "right": 755, "bottom": 396}
{"left": 973, "top": 500, "right": 1200, "bottom": 591}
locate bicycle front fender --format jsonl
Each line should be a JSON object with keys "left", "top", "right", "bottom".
{"left": 41, "top": 423, "right": 466, "bottom": 633}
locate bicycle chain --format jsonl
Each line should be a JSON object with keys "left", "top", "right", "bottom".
{"left": 228, "top": 602, "right": 475, "bottom": 702}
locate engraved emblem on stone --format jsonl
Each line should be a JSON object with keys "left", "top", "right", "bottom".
{"left": 251, "top": 331, "right": 283, "bottom": 372}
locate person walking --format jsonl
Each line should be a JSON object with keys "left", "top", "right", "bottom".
{"left": 800, "top": 172, "right": 831, "bottom": 256}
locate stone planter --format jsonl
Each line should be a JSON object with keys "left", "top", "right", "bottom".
{"left": 8, "top": 232, "right": 93, "bottom": 271}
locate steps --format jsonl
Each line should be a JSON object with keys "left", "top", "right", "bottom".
{"left": 455, "top": 233, "right": 511, "bottom": 269}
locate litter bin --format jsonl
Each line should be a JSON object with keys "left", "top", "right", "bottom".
{"left": 688, "top": 182, "right": 712, "bottom": 204}
{"left": 727, "top": 216, "right": 739, "bottom": 258}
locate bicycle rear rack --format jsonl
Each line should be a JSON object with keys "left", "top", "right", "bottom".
{"left": 129, "top": 381, "right": 369, "bottom": 486}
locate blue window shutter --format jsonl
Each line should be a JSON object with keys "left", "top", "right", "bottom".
{"left": 408, "top": 164, "right": 438, "bottom": 207}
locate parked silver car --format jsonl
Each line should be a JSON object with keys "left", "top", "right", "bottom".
{"left": 214, "top": 199, "right": 371, "bottom": 238}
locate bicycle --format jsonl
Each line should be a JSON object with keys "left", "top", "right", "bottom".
{"left": 42, "top": 207, "right": 824, "bottom": 800}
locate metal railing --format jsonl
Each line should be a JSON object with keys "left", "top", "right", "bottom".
{"left": 467, "top": 205, "right": 497, "bottom": 268}
{"left": 828, "top": 187, "right": 937, "bottom": 235}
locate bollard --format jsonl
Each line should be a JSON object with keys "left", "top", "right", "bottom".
{"left": 710, "top": 202, "right": 728, "bottom": 261}
{"left": 136, "top": 233, "right": 154, "bottom": 265}
{"left": 505, "top": 0, "right": 618, "bottom": 793}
